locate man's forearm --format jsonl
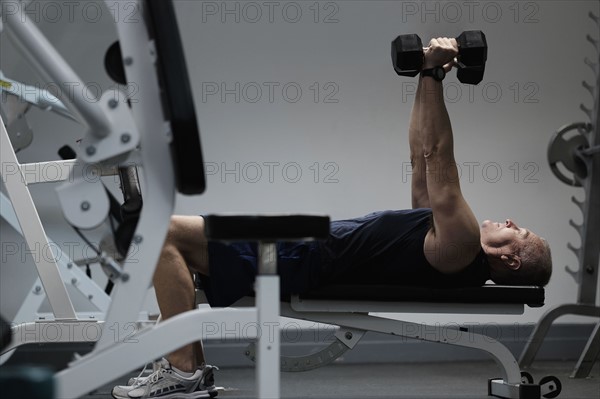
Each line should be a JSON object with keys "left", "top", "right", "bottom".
{"left": 409, "top": 77, "right": 430, "bottom": 208}
{"left": 420, "top": 78, "right": 454, "bottom": 159}
{"left": 419, "top": 75, "right": 462, "bottom": 213}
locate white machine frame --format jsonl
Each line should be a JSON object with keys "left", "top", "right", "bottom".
{"left": 0, "top": 2, "right": 561, "bottom": 398}
{"left": 0, "top": 106, "right": 114, "bottom": 361}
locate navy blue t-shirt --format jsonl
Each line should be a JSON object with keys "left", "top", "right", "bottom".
{"left": 319, "top": 209, "right": 490, "bottom": 287}
{"left": 202, "top": 209, "right": 490, "bottom": 307}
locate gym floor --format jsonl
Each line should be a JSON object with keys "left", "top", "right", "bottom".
{"left": 84, "top": 360, "right": 599, "bottom": 399}
{"left": 6, "top": 345, "right": 598, "bottom": 399}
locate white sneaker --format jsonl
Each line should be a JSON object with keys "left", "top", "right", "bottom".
{"left": 111, "top": 358, "right": 218, "bottom": 399}
{"left": 112, "top": 361, "right": 161, "bottom": 399}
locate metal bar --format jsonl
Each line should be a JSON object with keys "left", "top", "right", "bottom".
{"left": 258, "top": 242, "right": 277, "bottom": 275}
{"left": 92, "top": 0, "right": 177, "bottom": 351}
{"left": 1, "top": 191, "right": 112, "bottom": 318}
{"left": 571, "top": 321, "right": 600, "bottom": 378}
{"left": 577, "top": 52, "right": 600, "bottom": 305}
{"left": 0, "top": 72, "right": 78, "bottom": 122}
{"left": 2, "top": 321, "right": 103, "bottom": 355}
{"left": 519, "top": 304, "right": 600, "bottom": 368}
{"left": 2, "top": 1, "right": 111, "bottom": 138}
{"left": 281, "top": 307, "right": 523, "bottom": 385}
{"left": 1, "top": 116, "right": 77, "bottom": 320}
{"left": 19, "top": 160, "right": 77, "bottom": 184}
{"left": 291, "top": 297, "right": 525, "bottom": 315}
{"left": 19, "top": 160, "right": 118, "bottom": 185}
{"left": 256, "top": 274, "right": 280, "bottom": 398}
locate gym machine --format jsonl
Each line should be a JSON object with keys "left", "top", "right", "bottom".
{"left": 0, "top": 76, "right": 113, "bottom": 359}
{"left": 2, "top": 1, "right": 327, "bottom": 398}
{"left": 520, "top": 10, "right": 600, "bottom": 379}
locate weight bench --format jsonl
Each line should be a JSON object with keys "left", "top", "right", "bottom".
{"left": 203, "top": 216, "right": 562, "bottom": 399}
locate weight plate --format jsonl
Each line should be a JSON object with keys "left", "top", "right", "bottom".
{"left": 547, "top": 122, "right": 591, "bottom": 186}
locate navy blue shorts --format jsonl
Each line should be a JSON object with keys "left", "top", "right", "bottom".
{"left": 200, "top": 241, "right": 324, "bottom": 307}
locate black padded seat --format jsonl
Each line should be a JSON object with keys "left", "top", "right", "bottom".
{"left": 299, "top": 284, "right": 545, "bottom": 308}
{"left": 145, "top": 0, "right": 206, "bottom": 195}
{"left": 204, "top": 215, "right": 330, "bottom": 241}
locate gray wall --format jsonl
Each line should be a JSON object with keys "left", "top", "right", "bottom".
{"left": 1, "top": 1, "right": 599, "bottom": 326}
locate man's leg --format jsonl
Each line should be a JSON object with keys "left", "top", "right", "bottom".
{"left": 152, "top": 215, "right": 210, "bottom": 372}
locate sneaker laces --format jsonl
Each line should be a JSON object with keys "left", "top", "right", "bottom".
{"left": 133, "top": 363, "right": 150, "bottom": 386}
{"left": 146, "top": 365, "right": 169, "bottom": 385}
{"left": 133, "top": 362, "right": 165, "bottom": 387}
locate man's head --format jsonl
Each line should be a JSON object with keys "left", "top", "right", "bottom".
{"left": 480, "top": 219, "right": 552, "bottom": 286}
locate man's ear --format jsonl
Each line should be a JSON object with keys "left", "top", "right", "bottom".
{"left": 500, "top": 254, "right": 521, "bottom": 270}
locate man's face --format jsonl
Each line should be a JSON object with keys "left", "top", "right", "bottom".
{"left": 480, "top": 219, "right": 532, "bottom": 252}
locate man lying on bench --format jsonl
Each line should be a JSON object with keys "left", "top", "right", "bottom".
{"left": 111, "top": 37, "right": 552, "bottom": 399}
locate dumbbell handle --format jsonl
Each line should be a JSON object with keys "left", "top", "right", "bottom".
{"left": 421, "top": 37, "right": 459, "bottom": 49}
{"left": 419, "top": 38, "right": 468, "bottom": 68}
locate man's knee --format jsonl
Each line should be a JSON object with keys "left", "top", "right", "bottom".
{"left": 164, "top": 215, "right": 209, "bottom": 275}
{"left": 161, "top": 216, "right": 193, "bottom": 264}
{"left": 165, "top": 215, "right": 200, "bottom": 245}
{"left": 165, "top": 216, "right": 182, "bottom": 246}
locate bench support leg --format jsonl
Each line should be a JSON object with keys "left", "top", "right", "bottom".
{"left": 282, "top": 307, "right": 539, "bottom": 398}
{"left": 256, "top": 275, "right": 280, "bottom": 398}
{"left": 571, "top": 320, "right": 600, "bottom": 378}
{"left": 519, "top": 303, "right": 600, "bottom": 378}
{"left": 256, "top": 242, "right": 280, "bottom": 398}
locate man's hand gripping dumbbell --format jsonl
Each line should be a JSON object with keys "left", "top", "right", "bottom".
{"left": 391, "top": 31, "right": 488, "bottom": 84}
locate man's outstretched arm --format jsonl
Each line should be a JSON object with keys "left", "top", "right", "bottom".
{"left": 419, "top": 38, "right": 481, "bottom": 273}
{"left": 409, "top": 77, "right": 430, "bottom": 209}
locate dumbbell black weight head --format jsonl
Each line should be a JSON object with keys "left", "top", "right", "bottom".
{"left": 391, "top": 30, "right": 488, "bottom": 85}
{"left": 391, "top": 34, "right": 424, "bottom": 77}
{"left": 455, "top": 30, "right": 488, "bottom": 85}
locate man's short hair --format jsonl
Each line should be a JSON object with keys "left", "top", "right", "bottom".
{"left": 494, "top": 237, "right": 552, "bottom": 286}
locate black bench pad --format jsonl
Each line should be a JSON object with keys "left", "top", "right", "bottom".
{"left": 299, "top": 284, "right": 545, "bottom": 308}
{"left": 204, "top": 215, "right": 330, "bottom": 241}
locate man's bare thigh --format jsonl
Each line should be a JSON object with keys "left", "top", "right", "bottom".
{"left": 168, "top": 215, "right": 209, "bottom": 275}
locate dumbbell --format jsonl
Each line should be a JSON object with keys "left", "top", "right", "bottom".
{"left": 391, "top": 31, "right": 488, "bottom": 85}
